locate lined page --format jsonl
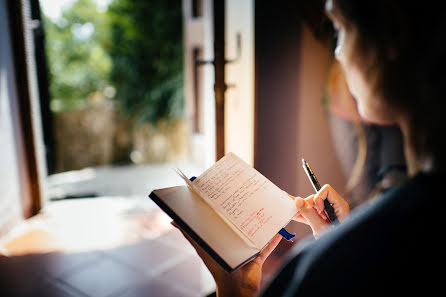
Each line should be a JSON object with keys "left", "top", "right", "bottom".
{"left": 192, "top": 152, "right": 297, "bottom": 249}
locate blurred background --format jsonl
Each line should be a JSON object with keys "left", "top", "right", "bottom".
{"left": 0, "top": 0, "right": 406, "bottom": 296}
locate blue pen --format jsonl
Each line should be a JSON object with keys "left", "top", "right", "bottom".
{"left": 302, "top": 159, "right": 339, "bottom": 225}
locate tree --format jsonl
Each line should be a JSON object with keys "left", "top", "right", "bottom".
{"left": 43, "top": 0, "right": 111, "bottom": 112}
{"left": 107, "top": 0, "right": 184, "bottom": 125}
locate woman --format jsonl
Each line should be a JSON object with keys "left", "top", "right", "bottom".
{"left": 175, "top": 0, "right": 446, "bottom": 296}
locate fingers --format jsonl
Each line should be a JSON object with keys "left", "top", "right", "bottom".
{"left": 258, "top": 234, "right": 282, "bottom": 262}
{"left": 313, "top": 184, "right": 350, "bottom": 221}
{"left": 292, "top": 195, "right": 327, "bottom": 223}
{"left": 295, "top": 197, "right": 329, "bottom": 238}
{"left": 292, "top": 212, "right": 307, "bottom": 224}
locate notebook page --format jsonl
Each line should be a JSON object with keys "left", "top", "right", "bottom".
{"left": 192, "top": 152, "right": 297, "bottom": 249}
{"left": 175, "top": 167, "right": 259, "bottom": 249}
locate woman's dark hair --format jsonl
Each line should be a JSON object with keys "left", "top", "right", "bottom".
{"left": 332, "top": 0, "right": 446, "bottom": 170}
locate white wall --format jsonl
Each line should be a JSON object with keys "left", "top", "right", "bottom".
{"left": 224, "top": 0, "right": 255, "bottom": 165}
{"left": 183, "top": 0, "right": 216, "bottom": 168}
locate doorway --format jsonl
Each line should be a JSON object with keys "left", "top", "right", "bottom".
{"left": 38, "top": 0, "right": 209, "bottom": 202}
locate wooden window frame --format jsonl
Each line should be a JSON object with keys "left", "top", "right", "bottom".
{"left": 7, "top": 0, "right": 43, "bottom": 217}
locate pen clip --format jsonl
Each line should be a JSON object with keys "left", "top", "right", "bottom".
{"left": 302, "top": 159, "right": 321, "bottom": 191}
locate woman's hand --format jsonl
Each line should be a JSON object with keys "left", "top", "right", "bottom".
{"left": 171, "top": 222, "right": 282, "bottom": 297}
{"left": 291, "top": 184, "right": 350, "bottom": 238}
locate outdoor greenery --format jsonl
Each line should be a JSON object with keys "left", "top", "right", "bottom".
{"left": 108, "top": 0, "right": 184, "bottom": 125}
{"left": 43, "top": 0, "right": 184, "bottom": 125}
{"left": 44, "top": 0, "right": 111, "bottom": 112}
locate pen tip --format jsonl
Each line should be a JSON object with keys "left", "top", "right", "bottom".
{"left": 301, "top": 158, "right": 306, "bottom": 165}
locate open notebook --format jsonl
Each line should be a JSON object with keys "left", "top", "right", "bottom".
{"left": 149, "top": 152, "right": 297, "bottom": 272}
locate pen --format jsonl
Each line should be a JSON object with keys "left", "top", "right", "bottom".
{"left": 301, "top": 159, "right": 339, "bottom": 225}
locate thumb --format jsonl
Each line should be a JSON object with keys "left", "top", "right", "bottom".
{"left": 295, "top": 197, "right": 329, "bottom": 238}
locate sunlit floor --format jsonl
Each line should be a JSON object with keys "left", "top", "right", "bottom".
{"left": 0, "top": 163, "right": 297, "bottom": 297}
{"left": 0, "top": 196, "right": 217, "bottom": 297}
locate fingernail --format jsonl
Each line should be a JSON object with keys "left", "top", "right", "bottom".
{"left": 296, "top": 198, "right": 305, "bottom": 208}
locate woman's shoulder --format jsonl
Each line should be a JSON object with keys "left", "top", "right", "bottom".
{"left": 337, "top": 170, "right": 445, "bottom": 247}
{"left": 363, "top": 170, "right": 445, "bottom": 220}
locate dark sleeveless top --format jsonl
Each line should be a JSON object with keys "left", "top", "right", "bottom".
{"left": 260, "top": 172, "right": 446, "bottom": 297}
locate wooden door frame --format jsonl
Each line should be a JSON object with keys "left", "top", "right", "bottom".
{"left": 7, "top": 0, "right": 42, "bottom": 218}
{"left": 213, "top": 0, "right": 225, "bottom": 160}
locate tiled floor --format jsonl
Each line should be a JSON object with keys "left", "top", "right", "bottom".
{"left": 0, "top": 164, "right": 306, "bottom": 297}
{"left": 0, "top": 197, "right": 216, "bottom": 297}
{"left": 0, "top": 196, "right": 300, "bottom": 297}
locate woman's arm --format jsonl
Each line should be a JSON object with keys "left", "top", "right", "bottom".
{"left": 173, "top": 184, "right": 350, "bottom": 296}
{"left": 171, "top": 222, "right": 282, "bottom": 297}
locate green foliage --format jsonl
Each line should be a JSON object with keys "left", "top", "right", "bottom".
{"left": 43, "top": 0, "right": 111, "bottom": 112}
{"left": 107, "top": 0, "right": 184, "bottom": 125}
{"left": 43, "top": 0, "right": 184, "bottom": 125}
